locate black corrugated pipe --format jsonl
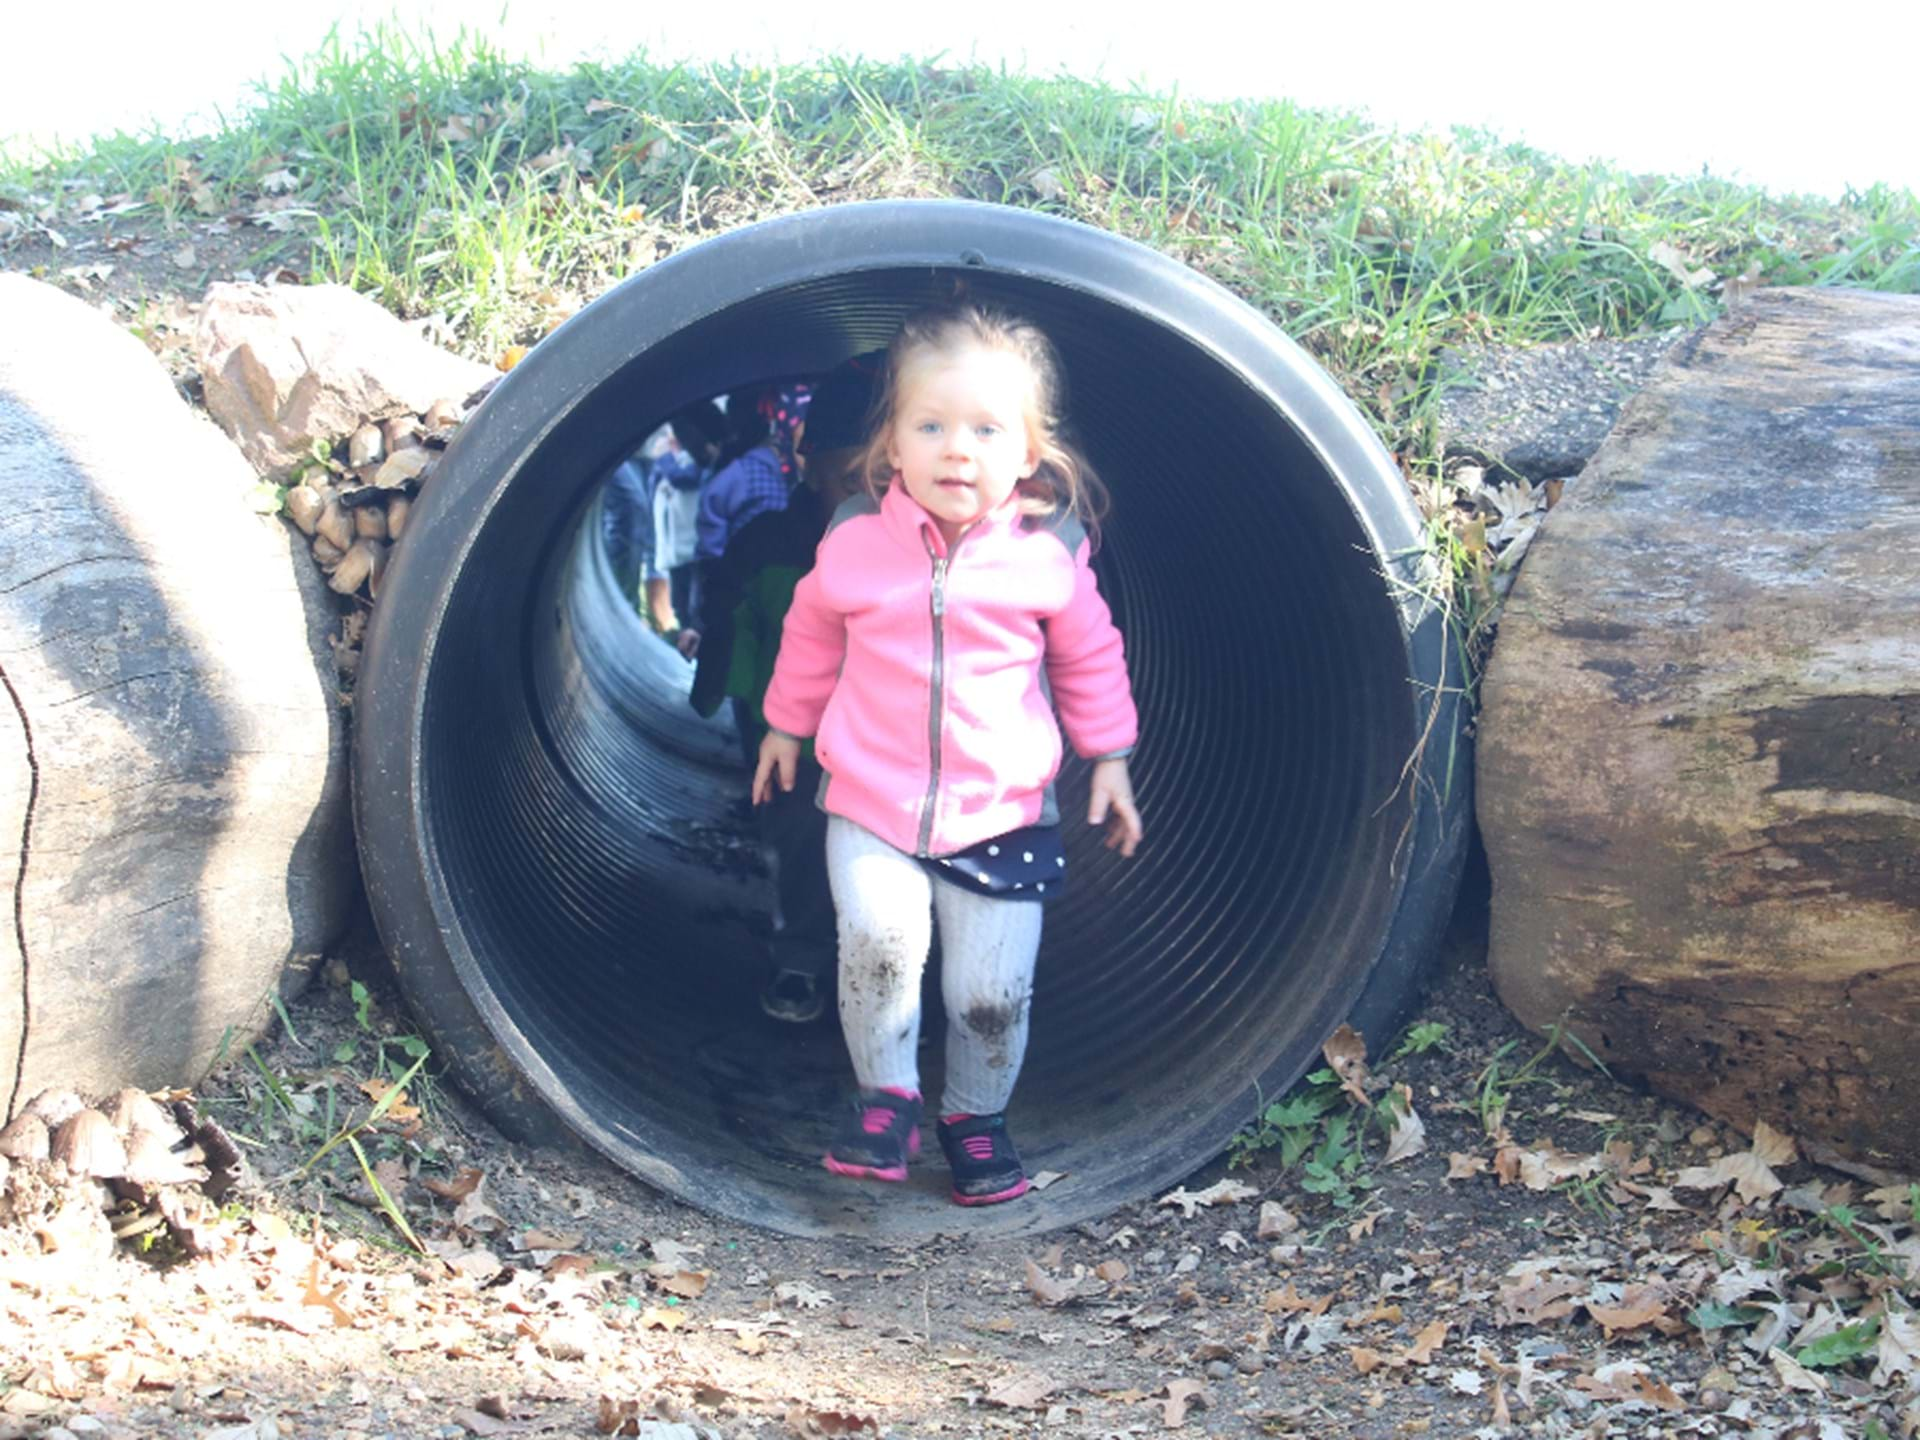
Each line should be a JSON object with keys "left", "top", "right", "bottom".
{"left": 354, "top": 200, "right": 1472, "bottom": 1238}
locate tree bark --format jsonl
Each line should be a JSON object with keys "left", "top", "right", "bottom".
{"left": 0, "top": 275, "right": 355, "bottom": 1113}
{"left": 1478, "top": 287, "right": 1920, "bottom": 1171}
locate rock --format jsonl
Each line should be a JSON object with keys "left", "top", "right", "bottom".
{"left": 194, "top": 282, "right": 493, "bottom": 476}
{"left": 21, "top": 1089, "right": 83, "bottom": 1127}
{"left": 285, "top": 484, "right": 325, "bottom": 535}
{"left": 1477, "top": 288, "right": 1920, "bottom": 1172}
{"left": 329, "top": 540, "right": 386, "bottom": 596}
{"left": 315, "top": 495, "right": 354, "bottom": 551}
{"left": 353, "top": 506, "right": 388, "bottom": 541}
{"left": 311, "top": 535, "right": 346, "bottom": 571}
{"left": 1436, "top": 331, "right": 1688, "bottom": 483}
{"left": 385, "top": 496, "right": 412, "bottom": 541}
{"left": 381, "top": 414, "right": 423, "bottom": 453}
{"left": 0, "top": 274, "right": 355, "bottom": 1104}
{"left": 347, "top": 423, "right": 384, "bottom": 469}
{"left": 422, "top": 397, "right": 461, "bottom": 430}
{"left": 372, "top": 447, "right": 431, "bottom": 489}
{"left": 50, "top": 1109, "right": 126, "bottom": 1179}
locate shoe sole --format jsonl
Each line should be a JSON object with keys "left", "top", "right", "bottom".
{"left": 823, "top": 1129, "right": 921, "bottom": 1183}
{"left": 951, "top": 1176, "right": 1031, "bottom": 1206}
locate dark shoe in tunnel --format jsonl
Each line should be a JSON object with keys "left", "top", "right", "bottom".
{"left": 352, "top": 199, "right": 1474, "bottom": 1238}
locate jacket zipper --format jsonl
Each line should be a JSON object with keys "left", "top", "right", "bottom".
{"left": 917, "top": 534, "right": 950, "bottom": 855}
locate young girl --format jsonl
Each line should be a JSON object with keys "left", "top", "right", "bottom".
{"left": 754, "top": 305, "right": 1143, "bottom": 1206}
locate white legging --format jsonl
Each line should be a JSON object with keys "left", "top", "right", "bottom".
{"left": 826, "top": 816, "right": 1044, "bottom": 1117}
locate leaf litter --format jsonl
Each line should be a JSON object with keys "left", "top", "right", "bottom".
{"left": 2, "top": 955, "right": 1914, "bottom": 1438}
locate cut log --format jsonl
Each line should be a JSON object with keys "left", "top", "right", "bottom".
{"left": 1478, "top": 288, "right": 1920, "bottom": 1172}
{"left": 0, "top": 275, "right": 355, "bottom": 1109}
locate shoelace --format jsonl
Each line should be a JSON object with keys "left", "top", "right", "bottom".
{"left": 960, "top": 1134, "right": 995, "bottom": 1160}
{"left": 861, "top": 1106, "right": 896, "bottom": 1135}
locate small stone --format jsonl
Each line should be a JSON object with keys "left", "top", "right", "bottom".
{"left": 67, "top": 1419, "right": 107, "bottom": 1435}
{"left": 423, "top": 398, "right": 461, "bottom": 430}
{"left": 348, "top": 423, "right": 384, "bottom": 469}
{"left": 381, "top": 415, "right": 422, "bottom": 453}
{"left": 372, "top": 447, "right": 430, "bottom": 489}
{"left": 41, "top": 1428, "right": 80, "bottom": 1440}
{"left": 324, "top": 957, "right": 352, "bottom": 988}
{"left": 1688, "top": 1126, "right": 1717, "bottom": 1147}
{"left": 1235, "top": 1353, "right": 1266, "bottom": 1375}
{"left": 1205, "top": 1360, "right": 1233, "bottom": 1380}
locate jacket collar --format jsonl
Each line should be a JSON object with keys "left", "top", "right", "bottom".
{"left": 879, "top": 477, "right": 1024, "bottom": 558}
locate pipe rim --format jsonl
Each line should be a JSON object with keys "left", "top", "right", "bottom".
{"left": 355, "top": 199, "right": 1467, "bottom": 1235}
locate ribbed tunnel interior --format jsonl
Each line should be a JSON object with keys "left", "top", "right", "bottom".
{"left": 358, "top": 205, "right": 1467, "bottom": 1237}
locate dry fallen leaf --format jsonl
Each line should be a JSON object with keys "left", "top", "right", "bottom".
{"left": 1256, "top": 1201, "right": 1299, "bottom": 1239}
{"left": 637, "top": 1306, "right": 686, "bottom": 1331}
{"left": 1158, "top": 1378, "right": 1207, "bottom": 1429}
{"left": 1263, "top": 1283, "right": 1333, "bottom": 1316}
{"left": 453, "top": 1176, "right": 507, "bottom": 1233}
{"left": 657, "top": 1270, "right": 709, "bottom": 1300}
{"left": 422, "top": 1167, "right": 484, "bottom": 1202}
{"left": 985, "top": 1369, "right": 1055, "bottom": 1409}
{"left": 1574, "top": 1363, "right": 1684, "bottom": 1410}
{"left": 1322, "top": 1023, "right": 1372, "bottom": 1107}
{"left": 1674, "top": 1150, "right": 1782, "bottom": 1206}
{"left": 1874, "top": 1309, "right": 1920, "bottom": 1386}
{"left": 1350, "top": 1346, "right": 1387, "bottom": 1375}
{"left": 1587, "top": 1283, "right": 1670, "bottom": 1338}
{"left": 1095, "top": 1260, "right": 1130, "bottom": 1284}
{"left": 302, "top": 1248, "right": 355, "bottom": 1327}
{"left": 1023, "top": 1258, "right": 1102, "bottom": 1308}
{"left": 1750, "top": 1118, "right": 1798, "bottom": 1167}
{"left": 1383, "top": 1088, "right": 1426, "bottom": 1165}
{"left": 1769, "top": 1346, "right": 1830, "bottom": 1394}
{"left": 1498, "top": 1272, "right": 1584, "bottom": 1327}
{"left": 1446, "top": 1152, "right": 1489, "bottom": 1182}
{"left": 1158, "top": 1178, "right": 1258, "bottom": 1218}
{"left": 1403, "top": 1320, "right": 1448, "bottom": 1364}
{"left": 1029, "top": 1169, "right": 1067, "bottom": 1191}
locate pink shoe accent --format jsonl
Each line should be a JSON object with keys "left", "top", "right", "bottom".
{"left": 951, "top": 1175, "right": 1031, "bottom": 1206}
{"left": 822, "top": 1126, "right": 921, "bottom": 1183}
{"left": 960, "top": 1135, "right": 994, "bottom": 1160}
{"left": 824, "top": 1154, "right": 911, "bottom": 1183}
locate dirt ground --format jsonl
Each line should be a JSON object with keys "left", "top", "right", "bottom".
{"left": 3, "top": 228, "right": 1916, "bottom": 1440}
{"left": 3, "top": 859, "right": 1915, "bottom": 1440}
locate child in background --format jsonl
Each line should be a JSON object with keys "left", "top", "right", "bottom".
{"left": 690, "top": 356, "right": 883, "bottom": 1023}
{"left": 650, "top": 401, "right": 725, "bottom": 638}
{"left": 755, "top": 306, "right": 1143, "bottom": 1206}
{"left": 678, "top": 386, "right": 809, "bottom": 660}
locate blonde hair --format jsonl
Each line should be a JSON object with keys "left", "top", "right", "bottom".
{"left": 857, "top": 303, "right": 1108, "bottom": 538}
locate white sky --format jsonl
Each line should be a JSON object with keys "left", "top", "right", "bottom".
{"left": 6, "top": 0, "right": 1916, "bottom": 201}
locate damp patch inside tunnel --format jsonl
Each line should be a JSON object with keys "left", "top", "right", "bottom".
{"left": 354, "top": 201, "right": 1471, "bottom": 1237}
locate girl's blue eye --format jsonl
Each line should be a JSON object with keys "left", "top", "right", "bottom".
{"left": 977, "top": 425, "right": 1000, "bottom": 439}
{"left": 918, "top": 421, "right": 941, "bottom": 434}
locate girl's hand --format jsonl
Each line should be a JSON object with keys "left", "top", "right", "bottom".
{"left": 753, "top": 731, "right": 802, "bottom": 806}
{"left": 1087, "top": 757, "right": 1143, "bottom": 858}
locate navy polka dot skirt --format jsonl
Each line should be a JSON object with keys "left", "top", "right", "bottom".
{"left": 921, "top": 824, "right": 1066, "bottom": 903}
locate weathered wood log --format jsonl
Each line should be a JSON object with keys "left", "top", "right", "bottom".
{"left": 1478, "top": 288, "right": 1920, "bottom": 1172}
{"left": 0, "top": 275, "right": 355, "bottom": 1109}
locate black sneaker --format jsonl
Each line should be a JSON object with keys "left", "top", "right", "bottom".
{"left": 937, "top": 1112, "right": 1031, "bottom": 1206}
{"left": 759, "top": 969, "right": 825, "bottom": 1024}
{"left": 823, "top": 1089, "right": 922, "bottom": 1183}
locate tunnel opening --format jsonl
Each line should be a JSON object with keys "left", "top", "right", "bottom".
{"left": 356, "top": 202, "right": 1470, "bottom": 1237}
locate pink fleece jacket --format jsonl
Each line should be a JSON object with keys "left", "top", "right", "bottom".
{"left": 761, "top": 481, "right": 1139, "bottom": 857}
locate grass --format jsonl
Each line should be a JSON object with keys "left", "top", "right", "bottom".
{"left": 4, "top": 23, "right": 1916, "bottom": 646}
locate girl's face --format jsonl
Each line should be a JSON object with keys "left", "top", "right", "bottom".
{"left": 886, "top": 345, "right": 1039, "bottom": 545}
